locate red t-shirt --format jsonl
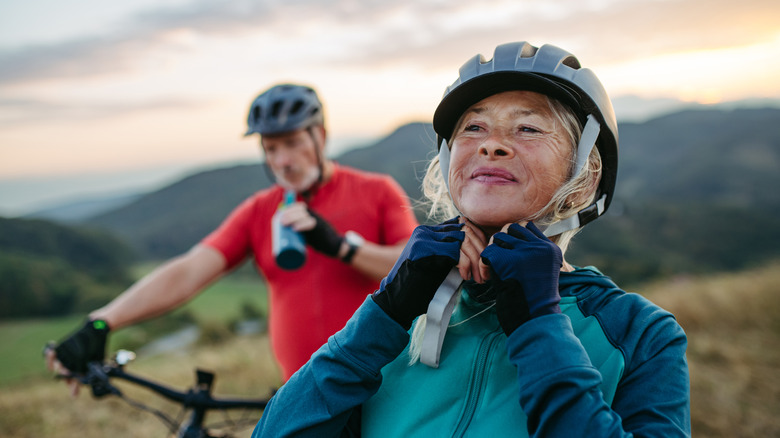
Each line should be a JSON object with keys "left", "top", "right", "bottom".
{"left": 202, "top": 164, "right": 418, "bottom": 380}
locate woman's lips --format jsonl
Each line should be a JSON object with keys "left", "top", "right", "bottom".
{"left": 471, "top": 167, "right": 517, "bottom": 184}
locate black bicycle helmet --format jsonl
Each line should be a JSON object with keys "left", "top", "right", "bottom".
{"left": 244, "top": 84, "right": 324, "bottom": 136}
{"left": 432, "top": 41, "right": 618, "bottom": 231}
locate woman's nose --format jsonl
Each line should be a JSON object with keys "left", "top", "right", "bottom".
{"left": 478, "top": 132, "right": 515, "bottom": 159}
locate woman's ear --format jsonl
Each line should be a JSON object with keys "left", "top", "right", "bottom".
{"left": 567, "top": 168, "right": 601, "bottom": 210}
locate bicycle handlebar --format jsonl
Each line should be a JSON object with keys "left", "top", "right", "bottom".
{"left": 77, "top": 359, "right": 268, "bottom": 411}
{"left": 54, "top": 350, "right": 270, "bottom": 437}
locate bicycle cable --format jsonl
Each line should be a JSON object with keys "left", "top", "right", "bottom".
{"left": 115, "top": 390, "right": 181, "bottom": 434}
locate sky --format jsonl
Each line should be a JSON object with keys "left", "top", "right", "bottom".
{"left": 1, "top": 0, "right": 779, "bottom": 216}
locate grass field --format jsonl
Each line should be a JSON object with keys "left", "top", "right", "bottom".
{"left": 1, "top": 261, "right": 779, "bottom": 437}
{"left": 0, "top": 334, "right": 281, "bottom": 438}
{"left": 641, "top": 261, "right": 780, "bottom": 437}
{"left": 0, "top": 272, "right": 268, "bottom": 387}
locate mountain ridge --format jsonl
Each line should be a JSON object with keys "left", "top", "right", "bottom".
{"left": 75, "top": 106, "right": 780, "bottom": 285}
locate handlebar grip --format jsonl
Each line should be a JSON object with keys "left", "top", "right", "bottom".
{"left": 86, "top": 362, "right": 120, "bottom": 398}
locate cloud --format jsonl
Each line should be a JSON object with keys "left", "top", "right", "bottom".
{"left": 0, "top": 96, "right": 209, "bottom": 127}
{"left": 330, "top": 0, "right": 780, "bottom": 70}
{"left": 0, "top": 37, "right": 154, "bottom": 84}
{"left": 1, "top": 0, "right": 777, "bottom": 93}
{"left": 0, "top": 0, "right": 469, "bottom": 88}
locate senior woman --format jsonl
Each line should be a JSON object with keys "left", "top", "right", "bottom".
{"left": 253, "top": 42, "right": 690, "bottom": 437}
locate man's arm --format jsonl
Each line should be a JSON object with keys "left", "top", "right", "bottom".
{"left": 279, "top": 202, "right": 409, "bottom": 282}
{"left": 89, "top": 244, "right": 227, "bottom": 329}
{"left": 46, "top": 244, "right": 229, "bottom": 396}
{"left": 337, "top": 239, "right": 407, "bottom": 282}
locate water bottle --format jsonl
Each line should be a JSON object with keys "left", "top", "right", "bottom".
{"left": 272, "top": 191, "right": 306, "bottom": 270}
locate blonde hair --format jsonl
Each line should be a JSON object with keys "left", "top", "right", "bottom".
{"left": 409, "top": 94, "right": 602, "bottom": 364}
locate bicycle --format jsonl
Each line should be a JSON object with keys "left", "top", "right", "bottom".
{"left": 58, "top": 349, "right": 270, "bottom": 438}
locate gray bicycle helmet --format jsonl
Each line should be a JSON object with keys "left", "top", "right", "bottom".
{"left": 244, "top": 84, "right": 324, "bottom": 136}
{"left": 432, "top": 41, "right": 618, "bottom": 234}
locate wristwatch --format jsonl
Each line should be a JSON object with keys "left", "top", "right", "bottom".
{"left": 341, "top": 231, "right": 365, "bottom": 263}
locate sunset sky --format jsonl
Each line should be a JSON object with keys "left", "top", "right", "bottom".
{"left": 1, "top": 0, "right": 779, "bottom": 215}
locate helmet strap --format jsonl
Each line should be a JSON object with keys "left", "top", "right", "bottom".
{"left": 299, "top": 126, "right": 326, "bottom": 201}
{"left": 574, "top": 115, "right": 600, "bottom": 179}
{"left": 437, "top": 138, "right": 452, "bottom": 192}
{"left": 307, "top": 125, "right": 325, "bottom": 185}
{"left": 259, "top": 126, "right": 326, "bottom": 201}
{"left": 420, "top": 268, "right": 463, "bottom": 368}
{"left": 541, "top": 114, "right": 603, "bottom": 237}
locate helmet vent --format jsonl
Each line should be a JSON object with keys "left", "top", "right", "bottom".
{"left": 290, "top": 100, "right": 304, "bottom": 115}
{"left": 244, "top": 84, "right": 324, "bottom": 136}
{"left": 561, "top": 55, "right": 581, "bottom": 70}
{"left": 519, "top": 43, "right": 538, "bottom": 58}
{"left": 271, "top": 101, "right": 283, "bottom": 118}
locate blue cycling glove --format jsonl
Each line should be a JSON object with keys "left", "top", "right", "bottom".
{"left": 372, "top": 218, "right": 464, "bottom": 330}
{"left": 480, "top": 222, "right": 562, "bottom": 336}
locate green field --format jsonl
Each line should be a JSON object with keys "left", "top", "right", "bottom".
{"left": 0, "top": 272, "right": 267, "bottom": 387}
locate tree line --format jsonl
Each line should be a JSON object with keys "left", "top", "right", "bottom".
{"left": 0, "top": 217, "right": 136, "bottom": 318}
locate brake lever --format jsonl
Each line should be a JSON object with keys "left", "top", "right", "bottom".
{"left": 85, "top": 362, "right": 121, "bottom": 398}
{"left": 53, "top": 363, "right": 121, "bottom": 398}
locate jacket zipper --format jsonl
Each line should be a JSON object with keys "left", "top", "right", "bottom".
{"left": 452, "top": 330, "right": 502, "bottom": 437}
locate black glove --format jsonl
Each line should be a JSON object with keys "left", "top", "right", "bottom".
{"left": 372, "top": 218, "right": 464, "bottom": 329}
{"left": 480, "top": 222, "right": 562, "bottom": 336}
{"left": 54, "top": 319, "right": 110, "bottom": 374}
{"left": 301, "top": 208, "right": 344, "bottom": 257}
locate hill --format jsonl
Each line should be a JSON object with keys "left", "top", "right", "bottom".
{"left": 24, "top": 193, "right": 143, "bottom": 223}
{"left": 86, "top": 164, "right": 273, "bottom": 258}
{"left": 566, "top": 107, "right": 780, "bottom": 280}
{"left": 86, "top": 123, "right": 436, "bottom": 258}
{"left": 84, "top": 108, "right": 780, "bottom": 285}
{"left": 615, "top": 107, "right": 779, "bottom": 206}
{"left": 0, "top": 217, "right": 136, "bottom": 318}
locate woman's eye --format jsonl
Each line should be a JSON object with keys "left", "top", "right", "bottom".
{"left": 519, "top": 126, "right": 540, "bottom": 133}
{"left": 464, "top": 124, "right": 481, "bottom": 132}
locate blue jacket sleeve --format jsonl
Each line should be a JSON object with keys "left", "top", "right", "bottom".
{"left": 252, "top": 296, "right": 410, "bottom": 437}
{"left": 508, "top": 313, "right": 690, "bottom": 437}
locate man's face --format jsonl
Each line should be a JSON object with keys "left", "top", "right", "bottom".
{"left": 261, "top": 127, "right": 324, "bottom": 192}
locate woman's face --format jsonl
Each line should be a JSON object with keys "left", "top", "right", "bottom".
{"left": 448, "top": 90, "right": 572, "bottom": 233}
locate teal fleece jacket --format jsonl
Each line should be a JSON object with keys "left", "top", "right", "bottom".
{"left": 253, "top": 267, "right": 690, "bottom": 437}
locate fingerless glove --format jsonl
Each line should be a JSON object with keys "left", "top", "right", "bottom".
{"left": 54, "top": 319, "right": 110, "bottom": 374}
{"left": 481, "top": 222, "right": 562, "bottom": 336}
{"left": 372, "top": 219, "right": 464, "bottom": 329}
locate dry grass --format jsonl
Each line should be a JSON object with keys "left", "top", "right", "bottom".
{"left": 2, "top": 262, "right": 779, "bottom": 437}
{"left": 0, "top": 335, "right": 282, "bottom": 438}
{"left": 642, "top": 261, "right": 780, "bottom": 437}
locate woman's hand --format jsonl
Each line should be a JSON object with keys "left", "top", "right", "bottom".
{"left": 480, "top": 222, "right": 563, "bottom": 335}
{"left": 458, "top": 217, "right": 490, "bottom": 283}
{"left": 371, "top": 218, "right": 465, "bottom": 330}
